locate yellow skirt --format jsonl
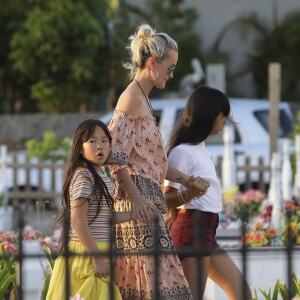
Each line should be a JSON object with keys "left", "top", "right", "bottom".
{"left": 46, "top": 241, "right": 122, "bottom": 300}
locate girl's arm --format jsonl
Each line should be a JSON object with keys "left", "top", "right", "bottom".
{"left": 166, "top": 166, "right": 189, "bottom": 186}
{"left": 166, "top": 166, "right": 210, "bottom": 195}
{"left": 114, "top": 168, "right": 157, "bottom": 223}
{"left": 164, "top": 185, "right": 198, "bottom": 208}
{"left": 71, "top": 198, "right": 108, "bottom": 277}
{"left": 164, "top": 186, "right": 181, "bottom": 208}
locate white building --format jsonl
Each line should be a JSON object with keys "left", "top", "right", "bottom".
{"left": 127, "top": 0, "right": 300, "bottom": 97}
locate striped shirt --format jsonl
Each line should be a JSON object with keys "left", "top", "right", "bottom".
{"left": 70, "top": 167, "right": 113, "bottom": 243}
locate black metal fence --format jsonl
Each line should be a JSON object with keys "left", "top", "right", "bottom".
{"left": 1, "top": 211, "right": 299, "bottom": 300}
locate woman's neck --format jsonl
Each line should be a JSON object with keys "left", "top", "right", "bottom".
{"left": 133, "top": 73, "right": 152, "bottom": 96}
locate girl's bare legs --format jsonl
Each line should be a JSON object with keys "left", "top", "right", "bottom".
{"left": 209, "top": 248, "right": 252, "bottom": 300}
{"left": 181, "top": 256, "right": 211, "bottom": 300}
{"left": 181, "top": 249, "right": 252, "bottom": 300}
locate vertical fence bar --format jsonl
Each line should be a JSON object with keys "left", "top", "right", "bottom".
{"left": 63, "top": 216, "right": 70, "bottom": 300}
{"left": 109, "top": 216, "right": 115, "bottom": 300}
{"left": 258, "top": 157, "right": 266, "bottom": 192}
{"left": 195, "top": 211, "right": 205, "bottom": 300}
{"left": 153, "top": 215, "right": 160, "bottom": 300}
{"left": 241, "top": 206, "right": 248, "bottom": 300}
{"left": 244, "top": 157, "right": 251, "bottom": 190}
{"left": 17, "top": 212, "right": 24, "bottom": 300}
{"left": 286, "top": 210, "right": 293, "bottom": 300}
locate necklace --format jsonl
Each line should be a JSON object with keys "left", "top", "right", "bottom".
{"left": 133, "top": 79, "right": 156, "bottom": 122}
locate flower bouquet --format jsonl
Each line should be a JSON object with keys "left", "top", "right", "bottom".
{"left": 244, "top": 221, "right": 279, "bottom": 247}
{"left": 222, "top": 187, "right": 266, "bottom": 223}
{"left": 281, "top": 199, "right": 300, "bottom": 245}
{"left": 234, "top": 189, "right": 266, "bottom": 221}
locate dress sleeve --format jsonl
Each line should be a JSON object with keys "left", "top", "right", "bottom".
{"left": 70, "top": 168, "right": 94, "bottom": 206}
{"left": 164, "top": 147, "right": 193, "bottom": 190}
{"left": 107, "top": 111, "right": 136, "bottom": 175}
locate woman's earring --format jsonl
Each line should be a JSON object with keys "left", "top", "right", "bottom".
{"left": 147, "top": 69, "right": 158, "bottom": 81}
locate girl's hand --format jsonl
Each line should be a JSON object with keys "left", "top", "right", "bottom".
{"left": 92, "top": 256, "right": 109, "bottom": 278}
{"left": 131, "top": 193, "right": 157, "bottom": 224}
{"left": 186, "top": 176, "right": 210, "bottom": 199}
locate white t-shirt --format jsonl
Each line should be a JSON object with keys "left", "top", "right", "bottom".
{"left": 165, "top": 142, "right": 222, "bottom": 213}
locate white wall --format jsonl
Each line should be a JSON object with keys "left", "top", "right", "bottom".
{"left": 204, "top": 249, "right": 300, "bottom": 300}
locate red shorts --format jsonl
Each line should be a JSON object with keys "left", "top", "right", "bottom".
{"left": 170, "top": 209, "right": 220, "bottom": 260}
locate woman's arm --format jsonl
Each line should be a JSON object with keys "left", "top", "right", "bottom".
{"left": 114, "top": 168, "right": 157, "bottom": 223}
{"left": 72, "top": 198, "right": 108, "bottom": 277}
{"left": 115, "top": 211, "right": 132, "bottom": 224}
{"left": 115, "top": 210, "right": 138, "bottom": 224}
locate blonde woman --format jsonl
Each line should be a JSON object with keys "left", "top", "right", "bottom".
{"left": 107, "top": 24, "right": 208, "bottom": 299}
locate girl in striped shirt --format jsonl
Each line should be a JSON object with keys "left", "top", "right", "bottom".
{"left": 47, "top": 119, "right": 136, "bottom": 300}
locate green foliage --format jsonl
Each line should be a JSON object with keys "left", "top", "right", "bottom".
{"left": 0, "top": 245, "right": 17, "bottom": 299}
{"left": 25, "top": 131, "right": 71, "bottom": 161}
{"left": 252, "top": 272, "right": 300, "bottom": 300}
{"left": 213, "top": 11, "right": 300, "bottom": 102}
{"left": 289, "top": 113, "right": 300, "bottom": 177}
{"left": 289, "top": 113, "right": 300, "bottom": 141}
{"left": 0, "top": 0, "right": 206, "bottom": 112}
{"left": 0, "top": 0, "right": 118, "bottom": 113}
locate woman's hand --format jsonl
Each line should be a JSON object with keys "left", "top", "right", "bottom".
{"left": 93, "top": 256, "right": 109, "bottom": 278}
{"left": 131, "top": 193, "right": 157, "bottom": 224}
{"left": 114, "top": 169, "right": 158, "bottom": 224}
{"left": 185, "top": 175, "right": 210, "bottom": 199}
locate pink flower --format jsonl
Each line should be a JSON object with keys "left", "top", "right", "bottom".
{"left": 52, "top": 229, "right": 62, "bottom": 241}
{"left": 41, "top": 237, "right": 58, "bottom": 252}
{"left": 245, "top": 197, "right": 253, "bottom": 205}
{"left": 2, "top": 230, "right": 15, "bottom": 242}
{"left": 32, "top": 230, "right": 42, "bottom": 239}
{"left": 3, "top": 241, "right": 17, "bottom": 254}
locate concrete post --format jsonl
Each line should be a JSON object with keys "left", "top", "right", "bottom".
{"left": 269, "top": 152, "right": 283, "bottom": 228}
{"left": 294, "top": 135, "right": 300, "bottom": 198}
{"left": 222, "top": 125, "right": 237, "bottom": 190}
{"left": 0, "top": 145, "right": 13, "bottom": 232}
{"left": 281, "top": 138, "right": 292, "bottom": 201}
{"left": 206, "top": 64, "right": 226, "bottom": 93}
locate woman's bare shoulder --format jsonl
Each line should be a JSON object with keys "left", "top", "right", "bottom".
{"left": 115, "top": 86, "right": 142, "bottom": 117}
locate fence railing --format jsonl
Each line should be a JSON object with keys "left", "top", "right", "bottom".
{"left": 215, "top": 156, "right": 270, "bottom": 193}
{"left": 5, "top": 152, "right": 270, "bottom": 212}
{"left": 6, "top": 151, "right": 64, "bottom": 211}
{"left": 1, "top": 143, "right": 300, "bottom": 299}
{"left": 1, "top": 214, "right": 299, "bottom": 300}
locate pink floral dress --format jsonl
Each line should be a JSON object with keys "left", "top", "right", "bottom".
{"left": 108, "top": 110, "right": 192, "bottom": 300}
